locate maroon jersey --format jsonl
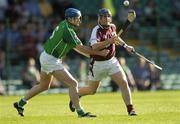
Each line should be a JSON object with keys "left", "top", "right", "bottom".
{"left": 89, "top": 24, "right": 116, "bottom": 61}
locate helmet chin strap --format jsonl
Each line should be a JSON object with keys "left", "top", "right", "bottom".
{"left": 98, "top": 23, "right": 110, "bottom": 29}
{"left": 67, "top": 18, "right": 80, "bottom": 27}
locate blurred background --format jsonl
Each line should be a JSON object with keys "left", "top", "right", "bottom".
{"left": 0, "top": 0, "right": 179, "bottom": 95}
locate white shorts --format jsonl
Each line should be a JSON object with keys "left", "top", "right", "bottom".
{"left": 88, "top": 57, "right": 122, "bottom": 81}
{"left": 40, "top": 51, "right": 64, "bottom": 74}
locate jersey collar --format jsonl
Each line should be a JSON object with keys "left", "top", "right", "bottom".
{"left": 98, "top": 23, "right": 110, "bottom": 29}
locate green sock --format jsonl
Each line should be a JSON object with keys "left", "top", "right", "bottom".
{"left": 18, "top": 98, "right": 27, "bottom": 108}
{"left": 77, "top": 109, "right": 86, "bottom": 116}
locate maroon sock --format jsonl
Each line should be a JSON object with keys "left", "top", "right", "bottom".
{"left": 127, "top": 104, "right": 134, "bottom": 113}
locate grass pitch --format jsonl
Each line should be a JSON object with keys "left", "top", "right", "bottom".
{"left": 0, "top": 91, "right": 180, "bottom": 124}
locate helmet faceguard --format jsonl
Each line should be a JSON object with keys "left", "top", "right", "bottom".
{"left": 98, "top": 8, "right": 112, "bottom": 29}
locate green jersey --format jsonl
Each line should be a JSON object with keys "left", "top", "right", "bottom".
{"left": 44, "top": 20, "right": 81, "bottom": 58}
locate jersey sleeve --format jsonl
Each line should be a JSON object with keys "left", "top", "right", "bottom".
{"left": 63, "top": 27, "right": 82, "bottom": 48}
{"left": 89, "top": 26, "right": 100, "bottom": 46}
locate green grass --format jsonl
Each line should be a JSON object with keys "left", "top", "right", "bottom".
{"left": 0, "top": 91, "right": 180, "bottom": 124}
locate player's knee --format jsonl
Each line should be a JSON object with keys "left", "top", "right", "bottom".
{"left": 68, "top": 79, "right": 78, "bottom": 88}
{"left": 90, "top": 89, "right": 97, "bottom": 95}
{"left": 43, "top": 85, "right": 50, "bottom": 91}
{"left": 121, "top": 79, "right": 129, "bottom": 88}
{"left": 39, "top": 84, "right": 50, "bottom": 91}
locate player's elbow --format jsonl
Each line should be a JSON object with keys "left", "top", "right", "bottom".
{"left": 68, "top": 79, "right": 78, "bottom": 89}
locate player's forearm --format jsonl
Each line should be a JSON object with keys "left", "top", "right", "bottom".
{"left": 75, "top": 45, "right": 102, "bottom": 56}
{"left": 118, "top": 37, "right": 128, "bottom": 48}
{"left": 74, "top": 48, "right": 90, "bottom": 58}
{"left": 92, "top": 39, "right": 112, "bottom": 50}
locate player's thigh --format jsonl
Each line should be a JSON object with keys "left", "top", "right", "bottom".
{"left": 89, "top": 63, "right": 108, "bottom": 81}
{"left": 39, "top": 71, "right": 53, "bottom": 88}
{"left": 52, "top": 68, "right": 77, "bottom": 87}
{"left": 111, "top": 67, "right": 127, "bottom": 85}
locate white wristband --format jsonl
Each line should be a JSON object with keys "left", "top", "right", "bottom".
{"left": 122, "top": 43, "right": 128, "bottom": 48}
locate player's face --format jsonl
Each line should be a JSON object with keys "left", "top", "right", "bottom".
{"left": 99, "top": 15, "right": 112, "bottom": 26}
{"left": 71, "top": 16, "right": 82, "bottom": 26}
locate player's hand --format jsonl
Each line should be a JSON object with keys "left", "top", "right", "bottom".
{"left": 107, "top": 36, "right": 118, "bottom": 44}
{"left": 128, "top": 10, "right": 136, "bottom": 22}
{"left": 114, "top": 37, "right": 124, "bottom": 45}
{"left": 99, "top": 49, "right": 109, "bottom": 56}
{"left": 126, "top": 45, "right": 135, "bottom": 54}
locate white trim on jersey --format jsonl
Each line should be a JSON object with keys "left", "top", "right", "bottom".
{"left": 89, "top": 25, "right": 100, "bottom": 46}
{"left": 50, "top": 39, "right": 63, "bottom": 55}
